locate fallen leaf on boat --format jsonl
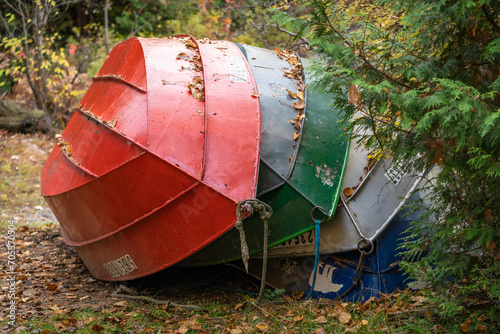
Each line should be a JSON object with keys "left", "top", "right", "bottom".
{"left": 294, "top": 133, "right": 301, "bottom": 140}
{"left": 293, "top": 101, "right": 305, "bottom": 110}
{"left": 252, "top": 90, "right": 262, "bottom": 98}
{"left": 105, "top": 118, "right": 117, "bottom": 128}
{"left": 343, "top": 187, "right": 354, "bottom": 197}
{"left": 188, "top": 76, "right": 205, "bottom": 101}
{"left": 185, "top": 39, "right": 198, "bottom": 50}
{"left": 287, "top": 89, "right": 298, "bottom": 99}
{"left": 177, "top": 52, "right": 190, "bottom": 61}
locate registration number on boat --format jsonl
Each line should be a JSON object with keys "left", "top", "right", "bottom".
{"left": 276, "top": 230, "right": 315, "bottom": 248}
{"left": 104, "top": 254, "right": 138, "bottom": 278}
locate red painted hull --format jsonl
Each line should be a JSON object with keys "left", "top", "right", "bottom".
{"left": 41, "top": 37, "right": 261, "bottom": 280}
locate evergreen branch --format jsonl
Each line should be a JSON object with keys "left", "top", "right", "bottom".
{"left": 319, "top": 6, "right": 415, "bottom": 90}
{"left": 357, "top": 108, "right": 411, "bottom": 134}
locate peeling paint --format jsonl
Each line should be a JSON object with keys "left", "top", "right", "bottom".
{"left": 315, "top": 164, "right": 337, "bottom": 187}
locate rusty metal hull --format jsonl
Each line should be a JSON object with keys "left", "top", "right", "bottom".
{"left": 41, "top": 37, "right": 261, "bottom": 281}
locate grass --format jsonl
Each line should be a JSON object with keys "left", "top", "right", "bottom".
{"left": 0, "top": 130, "right": 57, "bottom": 228}
{"left": 1, "top": 291, "right": 445, "bottom": 333}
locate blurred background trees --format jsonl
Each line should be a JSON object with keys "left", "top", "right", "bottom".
{"left": 0, "top": 0, "right": 298, "bottom": 131}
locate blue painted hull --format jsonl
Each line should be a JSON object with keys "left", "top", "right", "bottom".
{"left": 247, "top": 198, "right": 426, "bottom": 301}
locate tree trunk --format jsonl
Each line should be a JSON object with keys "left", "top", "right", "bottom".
{"left": 104, "top": 0, "right": 110, "bottom": 54}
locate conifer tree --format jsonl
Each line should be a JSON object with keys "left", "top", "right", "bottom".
{"left": 273, "top": 0, "right": 499, "bottom": 330}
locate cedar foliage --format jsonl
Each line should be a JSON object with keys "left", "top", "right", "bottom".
{"left": 272, "top": 0, "right": 499, "bottom": 330}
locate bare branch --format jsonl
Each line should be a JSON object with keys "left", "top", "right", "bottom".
{"left": 275, "top": 22, "right": 310, "bottom": 48}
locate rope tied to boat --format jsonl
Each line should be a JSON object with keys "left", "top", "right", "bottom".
{"left": 306, "top": 206, "right": 327, "bottom": 300}
{"left": 235, "top": 199, "right": 273, "bottom": 303}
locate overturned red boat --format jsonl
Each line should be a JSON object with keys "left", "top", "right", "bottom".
{"left": 41, "top": 36, "right": 261, "bottom": 280}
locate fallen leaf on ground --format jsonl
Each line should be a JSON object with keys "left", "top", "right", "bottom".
{"left": 460, "top": 318, "right": 472, "bottom": 332}
{"left": 339, "top": 311, "right": 351, "bottom": 324}
{"left": 314, "top": 315, "right": 328, "bottom": 323}
{"left": 230, "top": 329, "right": 243, "bottom": 334}
{"left": 256, "top": 322, "right": 269, "bottom": 332}
{"left": 293, "top": 315, "right": 304, "bottom": 322}
{"left": 92, "top": 324, "right": 104, "bottom": 332}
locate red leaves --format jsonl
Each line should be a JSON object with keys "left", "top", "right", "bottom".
{"left": 68, "top": 43, "right": 77, "bottom": 56}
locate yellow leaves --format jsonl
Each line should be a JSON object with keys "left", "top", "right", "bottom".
{"left": 255, "top": 322, "right": 269, "bottom": 332}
